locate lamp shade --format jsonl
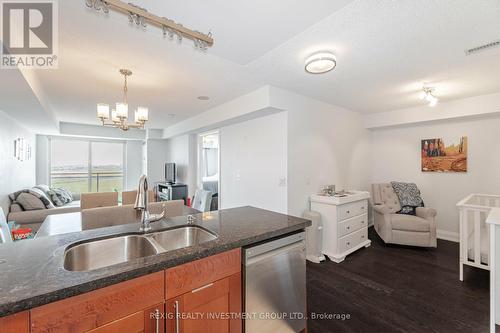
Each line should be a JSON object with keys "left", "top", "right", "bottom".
{"left": 97, "top": 104, "right": 109, "bottom": 120}
{"left": 116, "top": 103, "right": 128, "bottom": 119}
{"left": 135, "top": 107, "right": 149, "bottom": 123}
{"left": 111, "top": 109, "right": 119, "bottom": 122}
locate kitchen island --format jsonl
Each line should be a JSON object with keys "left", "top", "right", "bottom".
{"left": 0, "top": 206, "right": 310, "bottom": 333}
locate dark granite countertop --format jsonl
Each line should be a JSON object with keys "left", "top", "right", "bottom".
{"left": 0, "top": 206, "right": 310, "bottom": 317}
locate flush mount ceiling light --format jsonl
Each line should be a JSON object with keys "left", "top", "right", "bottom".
{"left": 305, "top": 52, "right": 337, "bottom": 74}
{"left": 96, "top": 69, "right": 149, "bottom": 131}
{"left": 420, "top": 86, "right": 439, "bottom": 107}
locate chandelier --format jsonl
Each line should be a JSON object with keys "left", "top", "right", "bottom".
{"left": 96, "top": 69, "right": 148, "bottom": 131}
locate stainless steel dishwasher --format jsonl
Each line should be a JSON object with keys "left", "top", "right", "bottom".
{"left": 244, "top": 232, "right": 306, "bottom": 333}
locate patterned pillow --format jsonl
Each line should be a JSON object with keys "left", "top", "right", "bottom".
{"left": 390, "top": 182, "right": 424, "bottom": 215}
{"left": 47, "top": 190, "right": 64, "bottom": 207}
{"left": 52, "top": 188, "right": 73, "bottom": 205}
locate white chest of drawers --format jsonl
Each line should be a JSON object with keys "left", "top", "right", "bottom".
{"left": 310, "top": 191, "right": 371, "bottom": 263}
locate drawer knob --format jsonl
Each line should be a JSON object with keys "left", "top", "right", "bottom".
{"left": 361, "top": 221, "right": 365, "bottom": 224}
{"left": 347, "top": 226, "right": 350, "bottom": 230}
{"left": 347, "top": 242, "right": 350, "bottom": 246}
{"left": 361, "top": 206, "right": 365, "bottom": 210}
{"left": 347, "top": 210, "right": 350, "bottom": 214}
{"left": 361, "top": 235, "right": 365, "bottom": 239}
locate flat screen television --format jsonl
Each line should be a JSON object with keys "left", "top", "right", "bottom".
{"left": 165, "top": 163, "right": 176, "bottom": 184}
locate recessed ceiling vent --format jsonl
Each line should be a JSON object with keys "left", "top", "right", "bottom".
{"left": 465, "top": 39, "right": 500, "bottom": 55}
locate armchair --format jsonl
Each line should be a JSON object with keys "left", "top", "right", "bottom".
{"left": 371, "top": 183, "right": 437, "bottom": 247}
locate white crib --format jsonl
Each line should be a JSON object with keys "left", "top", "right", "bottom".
{"left": 457, "top": 194, "right": 500, "bottom": 281}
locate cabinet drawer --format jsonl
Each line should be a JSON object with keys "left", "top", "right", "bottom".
{"left": 338, "top": 227, "right": 368, "bottom": 253}
{"left": 338, "top": 200, "right": 368, "bottom": 221}
{"left": 166, "top": 248, "right": 241, "bottom": 300}
{"left": 338, "top": 214, "right": 368, "bottom": 238}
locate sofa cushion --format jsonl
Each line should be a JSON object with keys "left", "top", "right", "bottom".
{"left": 16, "top": 193, "right": 46, "bottom": 211}
{"left": 390, "top": 214, "right": 430, "bottom": 232}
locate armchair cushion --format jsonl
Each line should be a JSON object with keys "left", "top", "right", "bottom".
{"left": 373, "top": 205, "right": 392, "bottom": 215}
{"left": 390, "top": 214, "right": 431, "bottom": 232}
{"left": 416, "top": 207, "right": 437, "bottom": 219}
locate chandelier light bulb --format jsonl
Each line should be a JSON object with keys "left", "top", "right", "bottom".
{"left": 97, "top": 103, "right": 110, "bottom": 120}
{"left": 116, "top": 103, "right": 128, "bottom": 119}
{"left": 111, "top": 109, "right": 119, "bottom": 122}
{"left": 135, "top": 107, "right": 149, "bottom": 123}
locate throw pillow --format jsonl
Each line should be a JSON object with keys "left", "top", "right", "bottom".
{"left": 48, "top": 190, "right": 64, "bottom": 207}
{"left": 29, "top": 188, "right": 55, "bottom": 209}
{"left": 52, "top": 188, "right": 73, "bottom": 205}
{"left": 34, "top": 185, "right": 53, "bottom": 204}
{"left": 8, "top": 190, "right": 25, "bottom": 202}
{"left": 390, "top": 181, "right": 424, "bottom": 215}
{"left": 16, "top": 193, "right": 46, "bottom": 211}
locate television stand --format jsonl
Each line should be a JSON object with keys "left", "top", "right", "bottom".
{"left": 156, "top": 182, "right": 188, "bottom": 205}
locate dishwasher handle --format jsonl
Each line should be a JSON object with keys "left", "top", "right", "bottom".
{"left": 245, "top": 240, "right": 304, "bottom": 266}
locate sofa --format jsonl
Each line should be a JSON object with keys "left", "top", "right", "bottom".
{"left": 7, "top": 186, "right": 81, "bottom": 232}
{"left": 371, "top": 183, "right": 437, "bottom": 247}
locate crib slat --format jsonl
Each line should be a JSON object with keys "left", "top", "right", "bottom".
{"left": 463, "top": 209, "right": 468, "bottom": 263}
{"left": 474, "top": 210, "right": 481, "bottom": 264}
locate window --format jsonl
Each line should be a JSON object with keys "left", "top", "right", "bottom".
{"left": 50, "top": 138, "right": 125, "bottom": 194}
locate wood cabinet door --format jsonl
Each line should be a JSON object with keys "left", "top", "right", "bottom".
{"left": 0, "top": 311, "right": 29, "bottom": 333}
{"left": 166, "top": 274, "right": 241, "bottom": 333}
{"left": 88, "top": 303, "right": 165, "bottom": 333}
{"left": 144, "top": 303, "right": 165, "bottom": 333}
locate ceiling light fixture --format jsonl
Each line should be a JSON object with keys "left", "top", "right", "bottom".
{"left": 420, "top": 86, "right": 439, "bottom": 107}
{"left": 97, "top": 69, "right": 148, "bottom": 131}
{"left": 198, "top": 96, "right": 210, "bottom": 101}
{"left": 85, "top": 0, "right": 214, "bottom": 50}
{"left": 305, "top": 52, "right": 337, "bottom": 74}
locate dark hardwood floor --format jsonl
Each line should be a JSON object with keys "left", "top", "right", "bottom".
{"left": 307, "top": 227, "right": 491, "bottom": 333}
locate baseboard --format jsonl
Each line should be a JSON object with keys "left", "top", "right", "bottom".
{"left": 437, "top": 229, "right": 459, "bottom": 243}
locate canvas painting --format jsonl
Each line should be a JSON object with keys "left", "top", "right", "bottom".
{"left": 421, "top": 136, "right": 467, "bottom": 172}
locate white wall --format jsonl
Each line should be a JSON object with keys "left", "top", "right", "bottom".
{"left": 220, "top": 112, "right": 288, "bottom": 214}
{"left": 370, "top": 116, "right": 500, "bottom": 237}
{"left": 146, "top": 139, "right": 168, "bottom": 184}
{"left": 269, "top": 87, "right": 372, "bottom": 218}
{"left": 0, "top": 111, "right": 36, "bottom": 214}
{"left": 36, "top": 134, "right": 50, "bottom": 185}
{"left": 125, "top": 140, "right": 144, "bottom": 190}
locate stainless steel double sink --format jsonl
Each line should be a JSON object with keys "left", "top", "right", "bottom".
{"left": 63, "top": 226, "right": 218, "bottom": 272}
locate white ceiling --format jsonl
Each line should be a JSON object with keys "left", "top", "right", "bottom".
{"left": 6, "top": 0, "right": 500, "bottom": 131}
